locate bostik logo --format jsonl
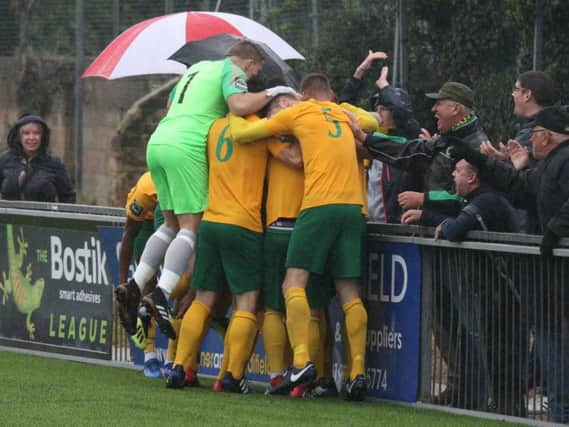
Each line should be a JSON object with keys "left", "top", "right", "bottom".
{"left": 50, "top": 236, "right": 109, "bottom": 285}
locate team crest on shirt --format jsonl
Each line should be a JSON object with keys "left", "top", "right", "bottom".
{"left": 129, "top": 200, "right": 144, "bottom": 217}
{"left": 232, "top": 76, "right": 248, "bottom": 91}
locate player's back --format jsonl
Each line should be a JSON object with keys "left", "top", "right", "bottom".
{"left": 204, "top": 116, "right": 268, "bottom": 232}
{"left": 267, "top": 99, "right": 361, "bottom": 210}
{"left": 151, "top": 59, "right": 247, "bottom": 149}
{"left": 265, "top": 140, "right": 304, "bottom": 226}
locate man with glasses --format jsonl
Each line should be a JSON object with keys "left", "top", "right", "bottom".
{"left": 511, "top": 71, "right": 556, "bottom": 151}
{"left": 453, "top": 105, "right": 569, "bottom": 422}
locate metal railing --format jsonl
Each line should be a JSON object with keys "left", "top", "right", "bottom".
{"left": 2, "top": 201, "right": 568, "bottom": 423}
{"left": 369, "top": 223, "right": 569, "bottom": 424}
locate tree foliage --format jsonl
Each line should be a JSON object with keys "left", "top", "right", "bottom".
{"left": 264, "top": 0, "right": 568, "bottom": 142}
{"left": 5, "top": 0, "right": 569, "bottom": 143}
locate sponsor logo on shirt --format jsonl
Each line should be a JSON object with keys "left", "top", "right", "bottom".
{"left": 232, "top": 76, "right": 248, "bottom": 91}
{"left": 129, "top": 201, "right": 144, "bottom": 217}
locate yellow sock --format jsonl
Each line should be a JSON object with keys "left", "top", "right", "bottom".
{"left": 342, "top": 298, "right": 368, "bottom": 380}
{"left": 144, "top": 318, "right": 157, "bottom": 353}
{"left": 190, "top": 317, "right": 211, "bottom": 372}
{"left": 309, "top": 315, "right": 321, "bottom": 379}
{"left": 174, "top": 300, "right": 211, "bottom": 371}
{"left": 262, "top": 309, "right": 288, "bottom": 374}
{"left": 216, "top": 317, "right": 233, "bottom": 381}
{"left": 285, "top": 287, "right": 311, "bottom": 368}
{"left": 227, "top": 311, "right": 258, "bottom": 379}
{"left": 165, "top": 318, "right": 181, "bottom": 362}
{"left": 170, "top": 273, "right": 190, "bottom": 300}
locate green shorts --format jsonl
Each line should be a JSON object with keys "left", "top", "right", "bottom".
{"left": 134, "top": 219, "right": 155, "bottom": 258}
{"left": 286, "top": 204, "right": 364, "bottom": 279}
{"left": 264, "top": 226, "right": 332, "bottom": 312}
{"left": 191, "top": 221, "right": 263, "bottom": 295}
{"left": 146, "top": 143, "right": 208, "bottom": 215}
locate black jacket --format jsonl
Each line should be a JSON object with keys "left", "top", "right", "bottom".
{"left": 0, "top": 150, "right": 76, "bottom": 203}
{"left": 337, "top": 77, "right": 421, "bottom": 140}
{"left": 365, "top": 114, "right": 488, "bottom": 216}
{"left": 338, "top": 77, "right": 421, "bottom": 223}
{"left": 463, "top": 140, "right": 569, "bottom": 236}
{"left": 421, "top": 186, "right": 520, "bottom": 241}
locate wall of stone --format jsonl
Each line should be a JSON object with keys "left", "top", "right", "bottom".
{"left": 0, "top": 56, "right": 171, "bottom": 207}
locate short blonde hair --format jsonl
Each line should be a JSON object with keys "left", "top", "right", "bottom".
{"left": 226, "top": 41, "right": 263, "bottom": 63}
{"left": 300, "top": 72, "right": 331, "bottom": 94}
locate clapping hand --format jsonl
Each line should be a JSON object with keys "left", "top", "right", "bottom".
{"left": 419, "top": 128, "right": 437, "bottom": 141}
{"left": 507, "top": 139, "right": 529, "bottom": 170}
{"left": 480, "top": 140, "right": 508, "bottom": 161}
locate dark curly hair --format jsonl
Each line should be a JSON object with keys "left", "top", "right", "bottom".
{"left": 6, "top": 114, "right": 50, "bottom": 159}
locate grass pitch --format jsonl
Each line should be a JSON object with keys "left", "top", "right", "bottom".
{"left": 1, "top": 351, "right": 523, "bottom": 427}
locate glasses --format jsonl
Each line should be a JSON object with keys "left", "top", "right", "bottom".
{"left": 512, "top": 86, "right": 526, "bottom": 94}
{"left": 530, "top": 129, "right": 547, "bottom": 135}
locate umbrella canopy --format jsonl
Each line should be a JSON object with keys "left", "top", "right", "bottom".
{"left": 82, "top": 11, "right": 304, "bottom": 80}
{"left": 169, "top": 34, "right": 300, "bottom": 88}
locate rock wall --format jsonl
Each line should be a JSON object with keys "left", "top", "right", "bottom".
{"left": 0, "top": 56, "right": 172, "bottom": 207}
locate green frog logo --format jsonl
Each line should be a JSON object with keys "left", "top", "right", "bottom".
{"left": 0, "top": 224, "right": 45, "bottom": 339}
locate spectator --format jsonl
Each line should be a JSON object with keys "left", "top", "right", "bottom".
{"left": 368, "top": 66, "right": 421, "bottom": 223}
{"left": 353, "top": 81, "right": 489, "bottom": 217}
{"left": 403, "top": 159, "right": 527, "bottom": 415}
{"left": 401, "top": 159, "right": 519, "bottom": 238}
{"left": 510, "top": 71, "right": 556, "bottom": 152}
{"left": 481, "top": 71, "right": 556, "bottom": 234}
{"left": 350, "top": 81, "right": 491, "bottom": 409}
{"left": 0, "top": 114, "right": 75, "bottom": 203}
{"left": 455, "top": 105, "right": 569, "bottom": 422}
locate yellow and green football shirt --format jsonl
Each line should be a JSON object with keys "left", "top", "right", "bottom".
{"left": 203, "top": 116, "right": 269, "bottom": 232}
{"left": 265, "top": 139, "right": 304, "bottom": 226}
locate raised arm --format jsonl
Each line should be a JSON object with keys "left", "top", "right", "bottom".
{"left": 340, "top": 102, "right": 379, "bottom": 133}
{"left": 228, "top": 113, "right": 274, "bottom": 144}
{"left": 337, "top": 50, "right": 388, "bottom": 104}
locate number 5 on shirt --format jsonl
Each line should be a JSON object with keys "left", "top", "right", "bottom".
{"left": 321, "top": 107, "right": 342, "bottom": 139}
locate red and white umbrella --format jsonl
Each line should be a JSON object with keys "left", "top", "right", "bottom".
{"left": 82, "top": 11, "right": 304, "bottom": 80}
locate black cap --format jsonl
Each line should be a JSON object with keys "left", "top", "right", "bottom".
{"left": 534, "top": 106, "right": 569, "bottom": 135}
{"left": 372, "top": 88, "right": 412, "bottom": 112}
